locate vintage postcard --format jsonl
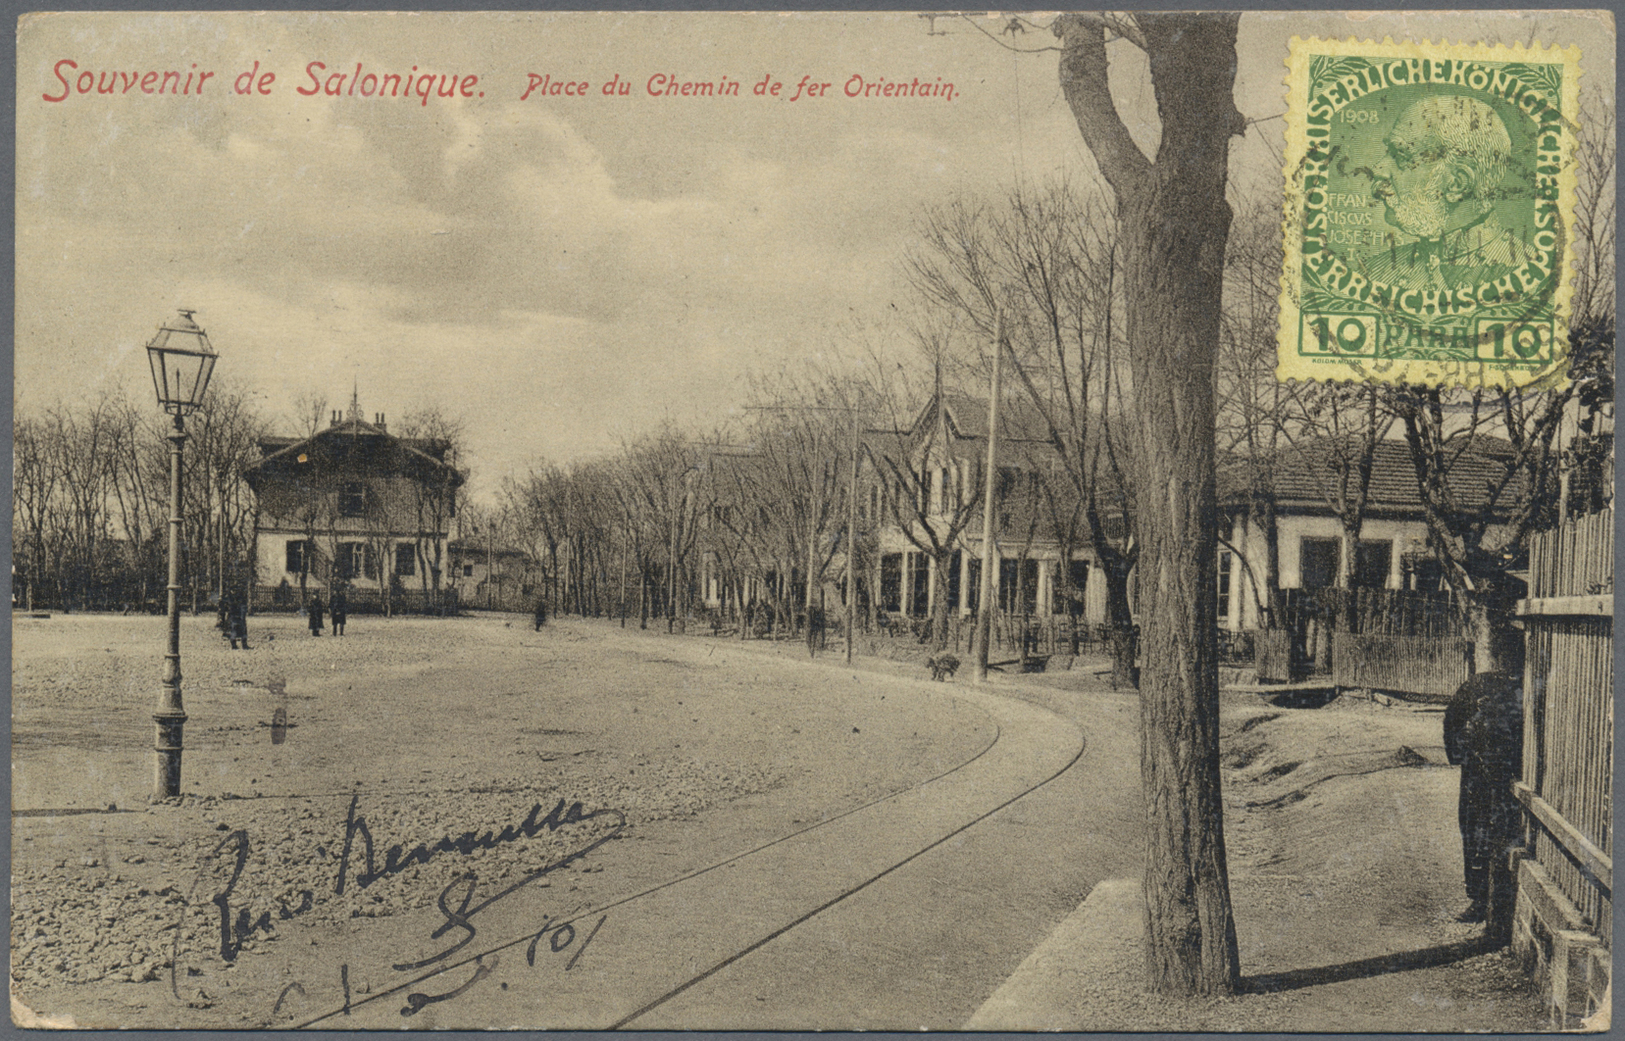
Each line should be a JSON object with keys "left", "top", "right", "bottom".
{"left": 12, "top": 9, "right": 1615, "bottom": 1033}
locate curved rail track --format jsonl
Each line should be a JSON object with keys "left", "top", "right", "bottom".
{"left": 293, "top": 683, "right": 1086, "bottom": 1029}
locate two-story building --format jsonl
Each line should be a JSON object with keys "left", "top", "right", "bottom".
{"left": 243, "top": 396, "right": 465, "bottom": 612}
{"left": 859, "top": 389, "right": 1121, "bottom": 625}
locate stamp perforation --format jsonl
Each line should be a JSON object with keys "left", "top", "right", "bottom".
{"left": 1277, "top": 35, "right": 1583, "bottom": 391}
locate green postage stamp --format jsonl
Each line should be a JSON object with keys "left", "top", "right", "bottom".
{"left": 1278, "top": 38, "right": 1582, "bottom": 390}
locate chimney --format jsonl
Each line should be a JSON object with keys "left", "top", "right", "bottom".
{"left": 330, "top": 410, "right": 339, "bottom": 426}
{"left": 376, "top": 412, "right": 386, "bottom": 430}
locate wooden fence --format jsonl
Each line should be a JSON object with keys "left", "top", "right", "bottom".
{"left": 251, "top": 584, "right": 461, "bottom": 615}
{"left": 1330, "top": 633, "right": 1470, "bottom": 699}
{"left": 1513, "top": 508, "right": 1611, "bottom": 1025}
{"left": 1256, "top": 629, "right": 1294, "bottom": 682}
{"left": 1281, "top": 587, "right": 1463, "bottom": 638}
{"left": 1256, "top": 588, "right": 1464, "bottom": 687}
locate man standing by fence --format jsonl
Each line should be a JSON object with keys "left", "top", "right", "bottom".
{"left": 1443, "top": 622, "right": 1525, "bottom": 942}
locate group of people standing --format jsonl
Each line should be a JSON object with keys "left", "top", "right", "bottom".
{"left": 219, "top": 587, "right": 353, "bottom": 644}
{"left": 306, "top": 588, "right": 348, "bottom": 636}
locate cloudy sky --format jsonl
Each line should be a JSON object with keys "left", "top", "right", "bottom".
{"left": 15, "top": 10, "right": 1612, "bottom": 499}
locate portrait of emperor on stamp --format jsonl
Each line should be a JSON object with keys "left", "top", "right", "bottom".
{"left": 1278, "top": 39, "right": 1582, "bottom": 390}
{"left": 1357, "top": 94, "right": 1536, "bottom": 292}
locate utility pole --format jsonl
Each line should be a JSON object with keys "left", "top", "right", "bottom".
{"left": 845, "top": 408, "right": 859, "bottom": 664}
{"left": 972, "top": 314, "right": 1003, "bottom": 685}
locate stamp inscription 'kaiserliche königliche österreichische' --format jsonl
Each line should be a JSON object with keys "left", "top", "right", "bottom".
{"left": 1278, "top": 38, "right": 1582, "bottom": 389}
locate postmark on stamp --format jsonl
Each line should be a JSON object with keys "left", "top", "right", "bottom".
{"left": 1278, "top": 38, "right": 1582, "bottom": 390}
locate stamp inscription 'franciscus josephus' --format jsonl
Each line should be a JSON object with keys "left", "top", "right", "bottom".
{"left": 1278, "top": 39, "right": 1582, "bottom": 390}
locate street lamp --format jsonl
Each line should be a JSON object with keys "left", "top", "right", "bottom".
{"left": 145, "top": 308, "right": 218, "bottom": 799}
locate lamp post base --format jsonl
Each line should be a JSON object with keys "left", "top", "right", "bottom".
{"left": 153, "top": 708, "right": 187, "bottom": 799}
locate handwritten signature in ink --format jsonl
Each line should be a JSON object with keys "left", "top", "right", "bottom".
{"left": 178, "top": 794, "right": 628, "bottom": 1021}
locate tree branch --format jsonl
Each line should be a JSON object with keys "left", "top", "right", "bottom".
{"left": 1052, "top": 13, "right": 1151, "bottom": 193}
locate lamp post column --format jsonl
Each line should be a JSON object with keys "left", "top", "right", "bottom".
{"left": 154, "top": 413, "right": 188, "bottom": 798}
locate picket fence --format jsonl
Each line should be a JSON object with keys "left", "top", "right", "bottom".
{"left": 1513, "top": 507, "right": 1612, "bottom": 1026}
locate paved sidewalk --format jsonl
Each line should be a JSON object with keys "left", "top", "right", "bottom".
{"left": 960, "top": 693, "right": 1553, "bottom": 1035}
{"left": 965, "top": 877, "right": 1142, "bottom": 1030}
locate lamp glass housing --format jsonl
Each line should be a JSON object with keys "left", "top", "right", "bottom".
{"left": 145, "top": 310, "right": 217, "bottom": 415}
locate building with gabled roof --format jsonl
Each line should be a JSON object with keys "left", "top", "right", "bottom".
{"left": 243, "top": 393, "right": 465, "bottom": 612}
{"left": 860, "top": 387, "right": 1123, "bottom": 624}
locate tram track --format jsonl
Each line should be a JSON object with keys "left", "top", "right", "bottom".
{"left": 293, "top": 681, "right": 1087, "bottom": 1029}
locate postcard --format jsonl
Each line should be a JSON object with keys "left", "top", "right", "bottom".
{"left": 12, "top": 9, "right": 1615, "bottom": 1032}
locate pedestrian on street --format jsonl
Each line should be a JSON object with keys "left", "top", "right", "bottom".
{"left": 533, "top": 597, "right": 548, "bottom": 631}
{"left": 227, "top": 592, "right": 251, "bottom": 650}
{"left": 307, "top": 594, "right": 325, "bottom": 637}
{"left": 806, "top": 602, "right": 825, "bottom": 658}
{"left": 331, "top": 587, "right": 348, "bottom": 636}
{"left": 1443, "top": 621, "right": 1525, "bottom": 942}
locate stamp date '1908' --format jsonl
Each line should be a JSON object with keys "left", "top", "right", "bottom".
{"left": 1277, "top": 38, "right": 1583, "bottom": 391}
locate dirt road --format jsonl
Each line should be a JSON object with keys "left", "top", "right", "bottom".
{"left": 11, "top": 612, "right": 1141, "bottom": 1029}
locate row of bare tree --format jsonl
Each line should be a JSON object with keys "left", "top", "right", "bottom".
{"left": 493, "top": 377, "right": 971, "bottom": 640}
{"left": 13, "top": 383, "right": 265, "bottom": 613}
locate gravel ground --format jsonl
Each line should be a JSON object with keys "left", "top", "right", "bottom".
{"left": 984, "top": 674, "right": 1551, "bottom": 1032}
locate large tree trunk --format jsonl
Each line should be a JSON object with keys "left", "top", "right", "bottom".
{"left": 1058, "top": 11, "right": 1242, "bottom": 996}
{"left": 1338, "top": 524, "right": 1360, "bottom": 633}
{"left": 1103, "top": 561, "right": 1137, "bottom": 689}
{"left": 930, "top": 551, "right": 953, "bottom": 651}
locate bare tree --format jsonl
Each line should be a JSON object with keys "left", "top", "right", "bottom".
{"left": 187, "top": 381, "right": 270, "bottom": 606}
{"left": 1392, "top": 386, "right": 1564, "bottom": 668}
{"left": 397, "top": 407, "right": 467, "bottom": 614}
{"left": 52, "top": 396, "right": 124, "bottom": 610}
{"left": 1216, "top": 191, "right": 1289, "bottom": 629}
{"left": 1563, "top": 93, "right": 1615, "bottom": 518}
{"left": 506, "top": 465, "right": 570, "bottom": 616}
{"left": 103, "top": 398, "right": 169, "bottom": 610}
{"left": 617, "top": 428, "right": 705, "bottom": 632}
{"left": 13, "top": 414, "right": 66, "bottom": 610}
{"left": 865, "top": 363, "right": 986, "bottom": 651}
{"left": 1569, "top": 93, "right": 1616, "bottom": 336}
{"left": 905, "top": 183, "right": 1140, "bottom": 682}
{"left": 1278, "top": 381, "right": 1392, "bottom": 634}
{"left": 291, "top": 391, "right": 329, "bottom": 440}
{"left": 13, "top": 385, "right": 266, "bottom": 613}
{"left": 1393, "top": 91, "right": 1615, "bottom": 665}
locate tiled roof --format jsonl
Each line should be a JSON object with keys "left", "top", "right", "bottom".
{"left": 937, "top": 391, "right": 1056, "bottom": 442}
{"left": 1221, "top": 436, "right": 1525, "bottom": 516}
